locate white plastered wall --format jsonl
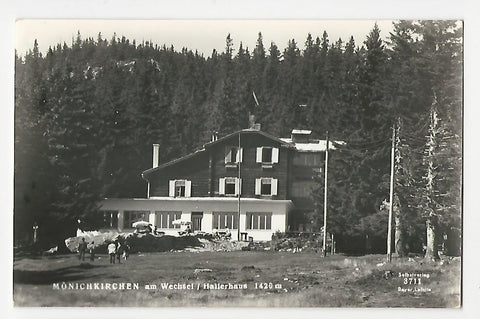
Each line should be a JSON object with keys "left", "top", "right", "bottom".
{"left": 100, "top": 197, "right": 292, "bottom": 241}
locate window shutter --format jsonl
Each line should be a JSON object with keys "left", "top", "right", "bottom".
{"left": 256, "top": 147, "right": 263, "bottom": 163}
{"left": 185, "top": 180, "right": 192, "bottom": 197}
{"left": 255, "top": 178, "right": 262, "bottom": 195}
{"left": 219, "top": 178, "right": 225, "bottom": 195}
{"left": 225, "top": 148, "right": 231, "bottom": 164}
{"left": 169, "top": 180, "right": 175, "bottom": 197}
{"left": 235, "top": 178, "right": 242, "bottom": 195}
{"left": 238, "top": 147, "right": 243, "bottom": 163}
{"left": 272, "top": 147, "right": 279, "bottom": 163}
{"left": 271, "top": 178, "right": 278, "bottom": 196}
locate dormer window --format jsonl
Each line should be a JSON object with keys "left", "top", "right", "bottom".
{"left": 256, "top": 147, "right": 279, "bottom": 165}
{"left": 225, "top": 146, "right": 243, "bottom": 165}
{"left": 255, "top": 178, "right": 278, "bottom": 196}
{"left": 169, "top": 179, "right": 191, "bottom": 197}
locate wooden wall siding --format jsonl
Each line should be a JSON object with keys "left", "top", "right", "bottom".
{"left": 149, "top": 152, "right": 210, "bottom": 197}
{"left": 209, "top": 134, "right": 290, "bottom": 199}
{"left": 148, "top": 132, "right": 294, "bottom": 199}
{"left": 291, "top": 165, "right": 322, "bottom": 180}
{"left": 148, "top": 132, "right": 323, "bottom": 205}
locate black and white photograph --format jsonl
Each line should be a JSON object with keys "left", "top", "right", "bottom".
{"left": 5, "top": 0, "right": 476, "bottom": 315}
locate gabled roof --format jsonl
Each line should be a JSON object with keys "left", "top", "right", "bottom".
{"left": 142, "top": 129, "right": 294, "bottom": 179}
{"left": 204, "top": 128, "right": 294, "bottom": 149}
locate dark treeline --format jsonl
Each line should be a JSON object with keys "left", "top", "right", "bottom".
{"left": 15, "top": 21, "right": 462, "bottom": 257}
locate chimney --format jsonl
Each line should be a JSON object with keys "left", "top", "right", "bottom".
{"left": 249, "top": 114, "right": 256, "bottom": 128}
{"left": 249, "top": 114, "right": 261, "bottom": 131}
{"left": 152, "top": 144, "right": 159, "bottom": 168}
{"left": 211, "top": 131, "right": 218, "bottom": 142}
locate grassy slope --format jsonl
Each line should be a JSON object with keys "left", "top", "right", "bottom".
{"left": 13, "top": 252, "right": 461, "bottom": 307}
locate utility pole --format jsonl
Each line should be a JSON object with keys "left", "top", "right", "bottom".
{"left": 237, "top": 131, "right": 241, "bottom": 241}
{"left": 322, "top": 131, "right": 329, "bottom": 257}
{"left": 387, "top": 124, "right": 396, "bottom": 262}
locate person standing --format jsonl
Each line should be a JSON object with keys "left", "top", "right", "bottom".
{"left": 123, "top": 243, "right": 130, "bottom": 261}
{"left": 88, "top": 241, "right": 95, "bottom": 262}
{"left": 224, "top": 227, "right": 231, "bottom": 240}
{"left": 78, "top": 238, "right": 87, "bottom": 261}
{"left": 108, "top": 242, "right": 116, "bottom": 264}
{"left": 116, "top": 241, "right": 123, "bottom": 264}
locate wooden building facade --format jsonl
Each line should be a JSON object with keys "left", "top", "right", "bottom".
{"left": 100, "top": 127, "right": 336, "bottom": 240}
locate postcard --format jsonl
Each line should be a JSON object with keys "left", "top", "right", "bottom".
{"left": 13, "top": 19, "right": 462, "bottom": 309}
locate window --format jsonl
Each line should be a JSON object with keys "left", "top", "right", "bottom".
{"left": 225, "top": 147, "right": 243, "bottom": 164}
{"left": 124, "top": 210, "right": 149, "bottom": 228}
{"left": 175, "top": 180, "right": 185, "bottom": 197}
{"left": 261, "top": 179, "right": 271, "bottom": 195}
{"left": 225, "top": 179, "right": 236, "bottom": 195}
{"left": 291, "top": 181, "right": 317, "bottom": 198}
{"left": 262, "top": 147, "right": 272, "bottom": 163}
{"left": 155, "top": 211, "right": 182, "bottom": 229}
{"left": 100, "top": 210, "right": 118, "bottom": 228}
{"left": 256, "top": 147, "right": 279, "bottom": 164}
{"left": 219, "top": 177, "right": 241, "bottom": 196}
{"left": 255, "top": 178, "right": 278, "bottom": 196}
{"left": 212, "top": 212, "right": 238, "bottom": 229}
{"left": 169, "top": 180, "right": 192, "bottom": 197}
{"left": 246, "top": 212, "right": 272, "bottom": 230}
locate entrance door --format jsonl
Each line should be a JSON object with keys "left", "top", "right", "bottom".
{"left": 191, "top": 212, "right": 203, "bottom": 231}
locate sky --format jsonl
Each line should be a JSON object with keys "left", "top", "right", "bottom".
{"left": 15, "top": 19, "right": 394, "bottom": 57}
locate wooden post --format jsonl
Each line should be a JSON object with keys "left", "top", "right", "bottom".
{"left": 322, "top": 131, "right": 329, "bottom": 257}
{"left": 32, "top": 223, "right": 38, "bottom": 244}
{"left": 331, "top": 233, "right": 334, "bottom": 255}
{"left": 387, "top": 124, "right": 395, "bottom": 262}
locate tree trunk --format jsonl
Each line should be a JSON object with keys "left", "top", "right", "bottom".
{"left": 424, "top": 105, "right": 440, "bottom": 262}
{"left": 393, "top": 195, "right": 408, "bottom": 257}
{"left": 394, "top": 214, "right": 407, "bottom": 257}
{"left": 425, "top": 217, "right": 440, "bottom": 262}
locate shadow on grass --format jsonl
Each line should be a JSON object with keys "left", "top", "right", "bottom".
{"left": 14, "top": 254, "right": 77, "bottom": 262}
{"left": 14, "top": 263, "right": 109, "bottom": 285}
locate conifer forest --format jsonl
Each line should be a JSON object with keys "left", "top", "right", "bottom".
{"left": 14, "top": 21, "right": 462, "bottom": 257}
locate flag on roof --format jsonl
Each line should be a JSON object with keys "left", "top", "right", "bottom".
{"left": 252, "top": 91, "right": 260, "bottom": 107}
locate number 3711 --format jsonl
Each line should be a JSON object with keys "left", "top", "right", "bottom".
{"left": 403, "top": 278, "right": 421, "bottom": 285}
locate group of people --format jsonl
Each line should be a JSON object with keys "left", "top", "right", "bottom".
{"left": 77, "top": 237, "right": 130, "bottom": 264}
{"left": 107, "top": 240, "right": 130, "bottom": 264}
{"left": 77, "top": 238, "right": 95, "bottom": 262}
